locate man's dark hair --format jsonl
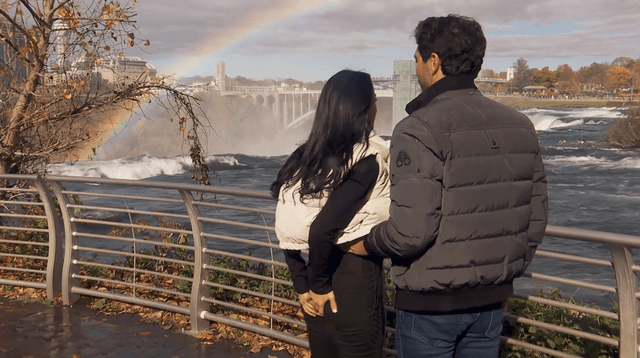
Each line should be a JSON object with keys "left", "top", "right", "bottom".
{"left": 415, "top": 14, "right": 486, "bottom": 77}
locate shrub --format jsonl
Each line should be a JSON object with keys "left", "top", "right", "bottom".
{"left": 500, "top": 288, "right": 619, "bottom": 358}
{"left": 604, "top": 107, "right": 640, "bottom": 148}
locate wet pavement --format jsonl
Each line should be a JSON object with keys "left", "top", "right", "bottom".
{"left": 0, "top": 295, "right": 294, "bottom": 358}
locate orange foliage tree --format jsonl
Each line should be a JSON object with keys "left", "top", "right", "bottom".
{"left": 554, "top": 64, "right": 578, "bottom": 95}
{"left": 605, "top": 66, "right": 632, "bottom": 93}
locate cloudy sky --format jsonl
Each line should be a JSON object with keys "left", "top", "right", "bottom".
{"left": 127, "top": 0, "right": 639, "bottom": 82}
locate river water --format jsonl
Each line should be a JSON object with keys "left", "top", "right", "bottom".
{"left": 48, "top": 106, "right": 639, "bottom": 309}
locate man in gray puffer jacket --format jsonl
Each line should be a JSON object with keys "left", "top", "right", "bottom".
{"left": 356, "top": 14, "right": 548, "bottom": 357}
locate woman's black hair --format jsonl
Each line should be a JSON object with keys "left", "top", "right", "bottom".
{"left": 270, "top": 69, "right": 375, "bottom": 199}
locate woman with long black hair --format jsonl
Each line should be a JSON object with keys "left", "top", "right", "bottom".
{"left": 271, "top": 69, "right": 389, "bottom": 357}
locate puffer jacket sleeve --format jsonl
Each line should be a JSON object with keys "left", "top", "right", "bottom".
{"left": 365, "top": 116, "right": 444, "bottom": 259}
{"left": 523, "top": 147, "right": 548, "bottom": 271}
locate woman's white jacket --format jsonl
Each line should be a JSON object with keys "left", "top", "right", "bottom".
{"left": 275, "top": 135, "right": 390, "bottom": 250}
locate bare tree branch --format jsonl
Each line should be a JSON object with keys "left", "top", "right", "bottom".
{"left": 0, "top": 1, "right": 213, "bottom": 184}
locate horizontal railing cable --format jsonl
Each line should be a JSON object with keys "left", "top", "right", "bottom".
{"left": 546, "top": 225, "right": 640, "bottom": 249}
{"left": 61, "top": 190, "right": 184, "bottom": 204}
{"left": 535, "top": 249, "right": 613, "bottom": 268}
{"left": 199, "top": 216, "right": 276, "bottom": 232}
{"left": 204, "top": 264, "right": 293, "bottom": 287}
{"left": 71, "top": 274, "right": 191, "bottom": 298}
{"left": 0, "top": 279, "right": 46, "bottom": 289}
{"left": 504, "top": 313, "right": 619, "bottom": 346}
{"left": 0, "top": 252, "right": 48, "bottom": 261}
{"left": 0, "top": 187, "right": 38, "bottom": 194}
{"left": 204, "top": 248, "right": 289, "bottom": 268}
{"left": 201, "top": 298, "right": 306, "bottom": 328}
{"left": 70, "top": 218, "right": 194, "bottom": 235}
{"left": 73, "top": 260, "right": 194, "bottom": 283}
{"left": 201, "top": 232, "right": 280, "bottom": 250}
{"left": 511, "top": 293, "right": 619, "bottom": 320}
{"left": 202, "top": 281, "right": 299, "bottom": 307}
{"left": 0, "top": 238, "right": 49, "bottom": 246}
{"left": 0, "top": 200, "right": 44, "bottom": 207}
{"left": 0, "top": 266, "right": 46, "bottom": 275}
{"left": 72, "top": 286, "right": 190, "bottom": 315}
{"left": 0, "top": 213, "right": 47, "bottom": 221}
{"left": 46, "top": 175, "right": 274, "bottom": 199}
{"left": 72, "top": 232, "right": 196, "bottom": 251}
{"left": 194, "top": 201, "right": 275, "bottom": 215}
{"left": 200, "top": 310, "right": 309, "bottom": 348}
{"left": 67, "top": 204, "right": 191, "bottom": 220}
{"left": 72, "top": 245, "right": 195, "bottom": 267}
{"left": 523, "top": 272, "right": 617, "bottom": 293}
{"left": 0, "top": 226, "right": 50, "bottom": 233}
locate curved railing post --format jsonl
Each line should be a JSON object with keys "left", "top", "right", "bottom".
{"left": 32, "top": 175, "right": 63, "bottom": 300}
{"left": 610, "top": 244, "right": 639, "bottom": 358}
{"left": 48, "top": 180, "right": 80, "bottom": 305}
{"left": 179, "top": 189, "right": 209, "bottom": 333}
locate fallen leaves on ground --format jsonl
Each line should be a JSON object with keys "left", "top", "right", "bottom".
{"left": 0, "top": 283, "right": 311, "bottom": 358}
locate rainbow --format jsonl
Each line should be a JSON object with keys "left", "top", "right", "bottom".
{"left": 79, "top": 0, "right": 342, "bottom": 160}
{"left": 166, "top": 0, "right": 342, "bottom": 77}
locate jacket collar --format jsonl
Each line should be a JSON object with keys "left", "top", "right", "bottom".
{"left": 405, "top": 75, "right": 478, "bottom": 115}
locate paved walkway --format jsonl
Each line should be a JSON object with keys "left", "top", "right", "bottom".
{"left": 0, "top": 295, "right": 294, "bottom": 358}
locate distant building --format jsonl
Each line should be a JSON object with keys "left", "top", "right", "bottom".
{"left": 71, "top": 56, "right": 157, "bottom": 88}
{"left": 507, "top": 67, "right": 515, "bottom": 81}
{"left": 522, "top": 85, "right": 548, "bottom": 94}
{"left": 392, "top": 60, "right": 421, "bottom": 127}
{"left": 0, "top": 20, "right": 28, "bottom": 84}
{"left": 51, "top": 20, "right": 71, "bottom": 71}
{"left": 216, "top": 61, "right": 227, "bottom": 91}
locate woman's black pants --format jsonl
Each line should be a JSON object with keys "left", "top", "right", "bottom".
{"left": 304, "top": 250, "right": 385, "bottom": 358}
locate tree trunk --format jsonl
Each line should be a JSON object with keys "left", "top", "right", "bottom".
{"left": 0, "top": 3, "right": 53, "bottom": 175}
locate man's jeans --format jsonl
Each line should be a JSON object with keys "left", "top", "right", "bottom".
{"left": 396, "top": 304, "right": 503, "bottom": 358}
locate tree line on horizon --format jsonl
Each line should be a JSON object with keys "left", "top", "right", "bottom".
{"left": 182, "top": 56, "right": 640, "bottom": 99}
{"left": 479, "top": 56, "right": 640, "bottom": 98}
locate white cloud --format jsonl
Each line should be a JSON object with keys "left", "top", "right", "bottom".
{"left": 128, "top": 0, "right": 640, "bottom": 79}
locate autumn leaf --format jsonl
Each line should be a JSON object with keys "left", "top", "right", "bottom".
{"left": 101, "top": 5, "right": 114, "bottom": 15}
{"left": 127, "top": 39, "right": 134, "bottom": 47}
{"left": 64, "top": 93, "right": 73, "bottom": 100}
{"left": 104, "top": 45, "right": 110, "bottom": 51}
{"left": 118, "top": 52, "right": 124, "bottom": 57}
{"left": 95, "top": 58, "right": 102, "bottom": 65}
{"left": 143, "top": 39, "right": 150, "bottom": 46}
{"left": 56, "top": 7, "right": 72, "bottom": 19}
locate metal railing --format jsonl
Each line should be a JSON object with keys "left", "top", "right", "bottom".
{"left": 1, "top": 174, "right": 638, "bottom": 357}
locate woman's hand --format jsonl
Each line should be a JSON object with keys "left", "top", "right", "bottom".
{"left": 307, "top": 290, "right": 338, "bottom": 316}
{"left": 299, "top": 292, "right": 317, "bottom": 316}
{"left": 347, "top": 240, "right": 368, "bottom": 256}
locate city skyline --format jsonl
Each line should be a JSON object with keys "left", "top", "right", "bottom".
{"left": 126, "top": 0, "right": 639, "bottom": 81}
